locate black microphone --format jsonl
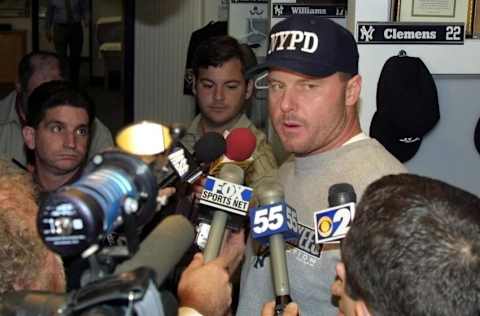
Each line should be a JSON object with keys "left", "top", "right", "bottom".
{"left": 156, "top": 132, "right": 226, "bottom": 189}
{"left": 115, "top": 214, "right": 195, "bottom": 286}
{"left": 328, "top": 183, "right": 357, "bottom": 207}
{"left": 314, "top": 183, "right": 357, "bottom": 244}
{"left": 249, "top": 181, "right": 299, "bottom": 315}
{"left": 201, "top": 164, "right": 251, "bottom": 262}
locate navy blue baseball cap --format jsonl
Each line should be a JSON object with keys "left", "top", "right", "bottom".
{"left": 370, "top": 55, "right": 439, "bottom": 162}
{"left": 247, "top": 15, "right": 359, "bottom": 78}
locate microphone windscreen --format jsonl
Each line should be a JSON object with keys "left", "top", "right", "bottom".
{"left": 194, "top": 132, "right": 226, "bottom": 163}
{"left": 256, "top": 180, "right": 284, "bottom": 205}
{"left": 225, "top": 128, "right": 257, "bottom": 161}
{"left": 328, "top": 183, "right": 357, "bottom": 206}
{"left": 115, "top": 215, "right": 195, "bottom": 286}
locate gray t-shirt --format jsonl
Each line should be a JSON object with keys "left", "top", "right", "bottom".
{"left": 236, "top": 138, "right": 407, "bottom": 316}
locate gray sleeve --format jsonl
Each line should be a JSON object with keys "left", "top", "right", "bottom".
{"left": 88, "top": 118, "right": 114, "bottom": 158}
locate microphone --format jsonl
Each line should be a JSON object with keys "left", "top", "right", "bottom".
{"left": 156, "top": 132, "right": 226, "bottom": 189}
{"left": 115, "top": 214, "right": 195, "bottom": 286}
{"left": 314, "top": 183, "right": 357, "bottom": 244}
{"left": 249, "top": 181, "right": 299, "bottom": 315}
{"left": 208, "top": 128, "right": 257, "bottom": 176}
{"left": 195, "top": 129, "right": 256, "bottom": 250}
{"left": 200, "top": 164, "right": 253, "bottom": 262}
{"left": 328, "top": 183, "right": 357, "bottom": 207}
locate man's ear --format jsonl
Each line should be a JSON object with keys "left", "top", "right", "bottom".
{"left": 345, "top": 74, "right": 362, "bottom": 107}
{"left": 245, "top": 79, "right": 254, "bottom": 100}
{"left": 22, "top": 126, "right": 36, "bottom": 150}
{"left": 336, "top": 263, "right": 373, "bottom": 316}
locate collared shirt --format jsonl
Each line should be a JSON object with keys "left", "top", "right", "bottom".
{"left": 181, "top": 113, "right": 278, "bottom": 194}
{"left": 0, "top": 90, "right": 114, "bottom": 166}
{"left": 0, "top": 91, "right": 26, "bottom": 166}
{"left": 46, "top": 0, "right": 89, "bottom": 30}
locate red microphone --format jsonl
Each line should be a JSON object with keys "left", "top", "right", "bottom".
{"left": 209, "top": 128, "right": 257, "bottom": 175}
{"left": 225, "top": 127, "right": 257, "bottom": 161}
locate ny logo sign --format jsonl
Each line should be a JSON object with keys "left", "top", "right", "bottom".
{"left": 359, "top": 25, "right": 375, "bottom": 42}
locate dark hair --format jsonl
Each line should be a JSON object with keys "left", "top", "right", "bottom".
{"left": 341, "top": 174, "right": 480, "bottom": 316}
{"left": 192, "top": 36, "right": 248, "bottom": 78}
{"left": 26, "top": 80, "right": 94, "bottom": 128}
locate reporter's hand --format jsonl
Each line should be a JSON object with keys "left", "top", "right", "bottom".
{"left": 191, "top": 176, "right": 206, "bottom": 203}
{"left": 219, "top": 228, "right": 246, "bottom": 276}
{"left": 178, "top": 253, "right": 232, "bottom": 316}
{"left": 155, "top": 186, "right": 176, "bottom": 211}
{"left": 261, "top": 301, "right": 299, "bottom": 316}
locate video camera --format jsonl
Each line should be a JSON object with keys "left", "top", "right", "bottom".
{"left": 0, "top": 122, "right": 203, "bottom": 316}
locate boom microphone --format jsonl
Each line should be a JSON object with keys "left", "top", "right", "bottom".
{"left": 115, "top": 214, "right": 195, "bottom": 286}
{"left": 249, "top": 181, "right": 298, "bottom": 315}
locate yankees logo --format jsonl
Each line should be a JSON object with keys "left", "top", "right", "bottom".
{"left": 399, "top": 137, "right": 421, "bottom": 143}
{"left": 359, "top": 25, "right": 375, "bottom": 42}
{"left": 274, "top": 5, "right": 284, "bottom": 16}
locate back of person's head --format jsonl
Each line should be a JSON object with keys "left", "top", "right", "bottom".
{"left": 26, "top": 80, "right": 94, "bottom": 129}
{"left": 341, "top": 174, "right": 480, "bottom": 316}
{"left": 192, "top": 35, "right": 248, "bottom": 78}
{"left": 18, "top": 51, "right": 68, "bottom": 91}
{"left": 17, "top": 51, "right": 69, "bottom": 113}
{"left": 0, "top": 159, "right": 65, "bottom": 294}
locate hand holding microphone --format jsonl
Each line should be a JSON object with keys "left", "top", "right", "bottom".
{"left": 177, "top": 253, "right": 233, "bottom": 316}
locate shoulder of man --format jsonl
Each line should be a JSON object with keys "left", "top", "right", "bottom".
{"left": 0, "top": 91, "right": 19, "bottom": 124}
{"left": 88, "top": 118, "right": 114, "bottom": 158}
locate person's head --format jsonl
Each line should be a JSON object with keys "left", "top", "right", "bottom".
{"left": 331, "top": 174, "right": 480, "bottom": 316}
{"left": 16, "top": 51, "right": 68, "bottom": 115}
{"left": 0, "top": 159, "right": 65, "bottom": 294}
{"left": 22, "top": 80, "right": 93, "bottom": 180}
{"left": 192, "top": 36, "right": 253, "bottom": 131}
{"left": 252, "top": 16, "right": 361, "bottom": 156}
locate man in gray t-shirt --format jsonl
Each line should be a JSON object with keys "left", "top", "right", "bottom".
{"left": 237, "top": 16, "right": 406, "bottom": 316}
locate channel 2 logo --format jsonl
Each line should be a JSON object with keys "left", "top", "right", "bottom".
{"left": 314, "top": 202, "right": 355, "bottom": 243}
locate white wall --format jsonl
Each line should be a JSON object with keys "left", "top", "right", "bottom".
{"left": 134, "top": 0, "right": 205, "bottom": 125}
{"left": 406, "top": 76, "right": 480, "bottom": 196}
{"left": 349, "top": 0, "right": 480, "bottom": 196}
